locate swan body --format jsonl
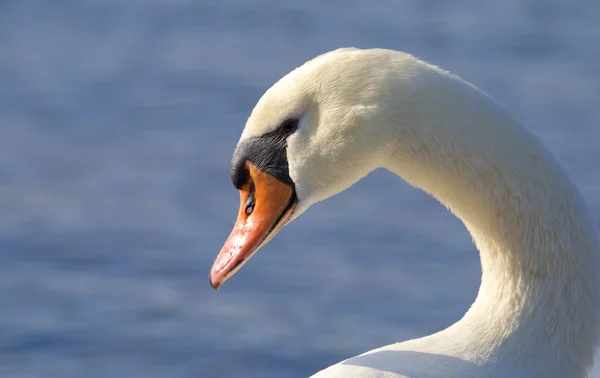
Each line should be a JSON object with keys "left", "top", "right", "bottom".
{"left": 210, "top": 48, "right": 600, "bottom": 377}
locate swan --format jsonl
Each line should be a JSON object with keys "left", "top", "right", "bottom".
{"left": 209, "top": 48, "right": 600, "bottom": 377}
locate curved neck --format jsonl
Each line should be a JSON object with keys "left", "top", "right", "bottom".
{"left": 381, "top": 76, "right": 600, "bottom": 376}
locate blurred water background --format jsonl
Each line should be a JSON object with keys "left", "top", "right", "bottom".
{"left": 1, "top": 1, "right": 599, "bottom": 377}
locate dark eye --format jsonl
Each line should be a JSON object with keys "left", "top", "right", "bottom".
{"left": 280, "top": 118, "right": 299, "bottom": 135}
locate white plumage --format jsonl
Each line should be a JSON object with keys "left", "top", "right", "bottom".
{"left": 237, "top": 48, "right": 600, "bottom": 377}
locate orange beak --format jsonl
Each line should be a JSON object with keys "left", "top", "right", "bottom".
{"left": 209, "top": 161, "right": 296, "bottom": 290}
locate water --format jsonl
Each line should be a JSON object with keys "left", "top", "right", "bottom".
{"left": 1, "top": 1, "right": 599, "bottom": 377}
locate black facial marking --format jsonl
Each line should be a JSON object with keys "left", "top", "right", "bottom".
{"left": 230, "top": 118, "right": 299, "bottom": 189}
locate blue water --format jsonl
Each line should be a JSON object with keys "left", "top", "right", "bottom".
{"left": 1, "top": 1, "right": 599, "bottom": 377}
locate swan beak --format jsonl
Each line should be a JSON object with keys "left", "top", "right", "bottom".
{"left": 210, "top": 161, "right": 297, "bottom": 290}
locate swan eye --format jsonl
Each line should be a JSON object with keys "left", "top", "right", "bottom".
{"left": 245, "top": 189, "right": 255, "bottom": 216}
{"left": 280, "top": 118, "right": 299, "bottom": 135}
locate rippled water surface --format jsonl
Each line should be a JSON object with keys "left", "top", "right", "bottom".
{"left": 1, "top": 1, "right": 599, "bottom": 377}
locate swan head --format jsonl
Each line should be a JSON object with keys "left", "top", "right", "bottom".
{"left": 210, "top": 48, "right": 419, "bottom": 289}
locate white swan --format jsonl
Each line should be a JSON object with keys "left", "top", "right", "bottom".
{"left": 209, "top": 48, "right": 600, "bottom": 377}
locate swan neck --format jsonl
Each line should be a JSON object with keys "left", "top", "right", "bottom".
{"left": 380, "top": 85, "right": 600, "bottom": 375}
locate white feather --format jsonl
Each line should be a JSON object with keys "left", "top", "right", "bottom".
{"left": 239, "top": 48, "right": 600, "bottom": 378}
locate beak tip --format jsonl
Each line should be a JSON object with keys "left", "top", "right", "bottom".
{"left": 209, "top": 274, "right": 221, "bottom": 291}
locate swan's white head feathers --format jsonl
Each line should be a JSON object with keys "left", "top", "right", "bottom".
{"left": 239, "top": 48, "right": 440, "bottom": 217}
